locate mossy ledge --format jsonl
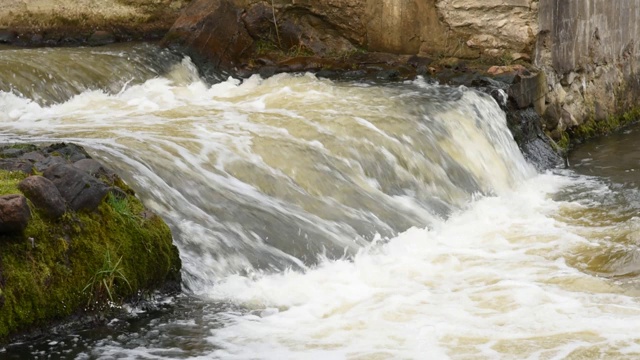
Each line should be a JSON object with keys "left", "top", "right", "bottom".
{"left": 0, "top": 143, "right": 181, "bottom": 341}
{"left": 553, "top": 107, "right": 640, "bottom": 152}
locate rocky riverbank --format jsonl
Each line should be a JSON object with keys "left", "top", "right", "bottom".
{"left": 161, "top": 0, "right": 640, "bottom": 152}
{"left": 0, "top": 143, "right": 181, "bottom": 340}
{"left": 0, "top": 0, "right": 189, "bottom": 46}
{"left": 4, "top": 0, "right": 638, "bottom": 153}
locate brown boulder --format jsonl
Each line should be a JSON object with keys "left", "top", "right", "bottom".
{"left": 0, "top": 194, "right": 31, "bottom": 234}
{"left": 18, "top": 176, "right": 66, "bottom": 219}
{"left": 163, "top": 0, "right": 254, "bottom": 74}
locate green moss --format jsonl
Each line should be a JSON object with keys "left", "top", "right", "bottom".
{"left": 255, "top": 39, "right": 280, "bottom": 56}
{"left": 558, "top": 107, "right": 640, "bottom": 150}
{"left": 554, "top": 131, "right": 571, "bottom": 152}
{"left": 0, "top": 171, "right": 180, "bottom": 339}
{"left": 0, "top": 172, "right": 28, "bottom": 195}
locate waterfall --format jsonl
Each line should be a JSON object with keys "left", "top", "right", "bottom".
{"left": 3, "top": 43, "right": 640, "bottom": 359}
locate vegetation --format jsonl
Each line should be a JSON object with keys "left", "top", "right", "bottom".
{"left": 270, "top": 0, "right": 282, "bottom": 48}
{"left": 0, "top": 170, "right": 180, "bottom": 339}
{"left": 554, "top": 107, "right": 640, "bottom": 151}
{"left": 82, "top": 250, "right": 131, "bottom": 307}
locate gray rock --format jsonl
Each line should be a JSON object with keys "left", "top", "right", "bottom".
{"left": 88, "top": 30, "right": 115, "bottom": 46}
{"left": 1, "top": 148, "right": 27, "bottom": 158}
{"left": 30, "top": 34, "right": 44, "bottom": 44}
{"left": 43, "top": 164, "right": 108, "bottom": 212}
{"left": 0, "top": 159, "right": 33, "bottom": 174}
{"left": 375, "top": 69, "right": 400, "bottom": 80}
{"left": 34, "top": 156, "right": 67, "bottom": 173}
{"left": 0, "top": 145, "right": 37, "bottom": 158}
{"left": 0, "top": 30, "right": 16, "bottom": 44}
{"left": 44, "top": 143, "right": 90, "bottom": 162}
{"left": 73, "top": 159, "right": 113, "bottom": 177}
{"left": 18, "top": 176, "right": 66, "bottom": 219}
{"left": 508, "top": 71, "right": 546, "bottom": 110}
{"left": 0, "top": 194, "right": 31, "bottom": 234}
{"left": 20, "top": 151, "right": 46, "bottom": 163}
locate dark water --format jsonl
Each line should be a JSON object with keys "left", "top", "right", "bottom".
{"left": 570, "top": 125, "right": 640, "bottom": 187}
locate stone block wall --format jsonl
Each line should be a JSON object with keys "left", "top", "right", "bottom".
{"left": 365, "top": 0, "right": 640, "bottom": 137}
{"left": 536, "top": 0, "right": 640, "bottom": 135}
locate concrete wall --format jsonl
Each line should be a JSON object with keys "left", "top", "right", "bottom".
{"left": 536, "top": 0, "right": 640, "bottom": 134}
{"left": 364, "top": 0, "right": 640, "bottom": 137}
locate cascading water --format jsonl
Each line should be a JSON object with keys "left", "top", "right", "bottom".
{"left": 2, "top": 44, "right": 640, "bottom": 359}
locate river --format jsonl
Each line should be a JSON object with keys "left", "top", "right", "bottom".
{"left": 1, "top": 43, "right": 640, "bottom": 359}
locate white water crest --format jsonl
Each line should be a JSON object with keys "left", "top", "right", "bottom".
{"left": 2, "top": 49, "right": 640, "bottom": 359}
{"left": 207, "top": 173, "right": 640, "bottom": 359}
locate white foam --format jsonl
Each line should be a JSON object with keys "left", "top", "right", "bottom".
{"left": 203, "top": 173, "right": 640, "bottom": 358}
{"left": 2, "top": 70, "right": 639, "bottom": 358}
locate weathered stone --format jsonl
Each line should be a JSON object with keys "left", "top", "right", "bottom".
{"left": 258, "top": 66, "right": 278, "bottom": 78}
{"left": 273, "top": 10, "right": 355, "bottom": 56}
{"left": 375, "top": 69, "right": 400, "bottom": 80}
{"left": 507, "top": 107, "right": 564, "bottom": 171}
{"left": 18, "top": 176, "right": 66, "bottom": 219}
{"left": 437, "top": 57, "right": 462, "bottom": 69}
{"left": 73, "top": 159, "right": 112, "bottom": 178}
{"left": 0, "top": 159, "right": 33, "bottom": 174}
{"left": 0, "top": 194, "right": 31, "bottom": 234}
{"left": 43, "top": 164, "right": 108, "bottom": 212}
{"left": 537, "top": 0, "right": 640, "bottom": 134}
{"left": 88, "top": 31, "right": 115, "bottom": 46}
{"left": 471, "top": 76, "right": 563, "bottom": 170}
{"left": 0, "top": 30, "right": 16, "bottom": 44}
{"left": 30, "top": 34, "right": 44, "bottom": 44}
{"left": 163, "top": 0, "right": 254, "bottom": 75}
{"left": 44, "top": 143, "right": 90, "bottom": 162}
{"left": 511, "top": 52, "right": 530, "bottom": 61}
{"left": 0, "top": 149, "right": 25, "bottom": 159}
{"left": 20, "top": 151, "right": 46, "bottom": 163}
{"left": 34, "top": 156, "right": 67, "bottom": 173}
{"left": 542, "top": 102, "right": 561, "bottom": 130}
{"left": 487, "top": 65, "right": 526, "bottom": 76}
{"left": 242, "top": 3, "right": 273, "bottom": 40}
{"left": 0, "top": 145, "right": 37, "bottom": 158}
{"left": 508, "top": 71, "right": 546, "bottom": 111}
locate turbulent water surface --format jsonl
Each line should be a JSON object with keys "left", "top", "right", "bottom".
{"left": 2, "top": 44, "right": 640, "bottom": 359}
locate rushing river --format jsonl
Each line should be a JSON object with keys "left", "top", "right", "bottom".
{"left": 1, "top": 43, "right": 640, "bottom": 359}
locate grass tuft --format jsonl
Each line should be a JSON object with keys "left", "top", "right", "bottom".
{"left": 82, "top": 250, "right": 131, "bottom": 307}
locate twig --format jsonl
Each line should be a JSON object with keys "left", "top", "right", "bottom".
{"left": 271, "top": 0, "right": 282, "bottom": 48}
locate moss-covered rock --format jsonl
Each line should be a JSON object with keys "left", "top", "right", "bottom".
{"left": 0, "top": 144, "right": 181, "bottom": 340}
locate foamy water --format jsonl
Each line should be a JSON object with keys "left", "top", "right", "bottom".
{"left": 2, "top": 46, "right": 640, "bottom": 359}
